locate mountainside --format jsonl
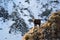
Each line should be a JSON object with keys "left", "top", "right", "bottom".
{"left": 0, "top": 0, "right": 60, "bottom": 40}
{"left": 23, "top": 11, "right": 60, "bottom": 40}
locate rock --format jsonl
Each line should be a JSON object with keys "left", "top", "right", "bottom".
{"left": 23, "top": 11, "right": 60, "bottom": 40}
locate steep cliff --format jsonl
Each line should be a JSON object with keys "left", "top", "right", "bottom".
{"left": 23, "top": 11, "right": 60, "bottom": 40}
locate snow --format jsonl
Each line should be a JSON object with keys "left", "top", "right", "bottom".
{"left": 0, "top": 0, "right": 60, "bottom": 40}
{"left": 7, "top": 1, "right": 13, "bottom": 15}
{"left": 0, "top": 20, "right": 22, "bottom": 40}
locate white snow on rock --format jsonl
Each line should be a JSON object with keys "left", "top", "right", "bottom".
{"left": 0, "top": 20, "right": 22, "bottom": 40}
{"left": 0, "top": 0, "right": 60, "bottom": 40}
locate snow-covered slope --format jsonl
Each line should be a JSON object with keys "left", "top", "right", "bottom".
{"left": 0, "top": 19, "right": 22, "bottom": 40}
{"left": 0, "top": 0, "right": 60, "bottom": 40}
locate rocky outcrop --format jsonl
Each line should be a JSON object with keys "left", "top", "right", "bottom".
{"left": 23, "top": 11, "right": 60, "bottom": 40}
